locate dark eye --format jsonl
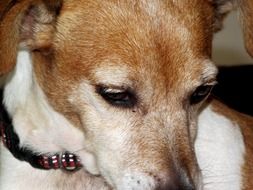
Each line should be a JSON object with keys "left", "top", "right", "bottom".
{"left": 190, "top": 85, "right": 213, "bottom": 104}
{"left": 97, "top": 86, "right": 137, "bottom": 108}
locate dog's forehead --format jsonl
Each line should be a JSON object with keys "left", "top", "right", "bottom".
{"left": 54, "top": 0, "right": 214, "bottom": 85}
{"left": 56, "top": 0, "right": 213, "bottom": 44}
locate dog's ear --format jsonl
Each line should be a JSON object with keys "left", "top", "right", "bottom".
{"left": 212, "top": 0, "right": 237, "bottom": 32}
{"left": 0, "top": 0, "right": 62, "bottom": 76}
{"left": 240, "top": 0, "right": 253, "bottom": 57}
{"left": 212, "top": 0, "right": 253, "bottom": 57}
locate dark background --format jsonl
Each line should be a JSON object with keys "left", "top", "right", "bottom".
{"left": 212, "top": 65, "right": 253, "bottom": 116}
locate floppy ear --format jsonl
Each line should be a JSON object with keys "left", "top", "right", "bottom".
{"left": 0, "top": 0, "right": 62, "bottom": 76}
{"left": 212, "top": 0, "right": 253, "bottom": 57}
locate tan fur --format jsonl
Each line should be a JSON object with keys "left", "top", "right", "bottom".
{"left": 0, "top": 0, "right": 23, "bottom": 75}
{"left": 0, "top": 0, "right": 61, "bottom": 75}
{"left": 240, "top": 0, "right": 253, "bottom": 57}
{"left": 0, "top": 0, "right": 253, "bottom": 189}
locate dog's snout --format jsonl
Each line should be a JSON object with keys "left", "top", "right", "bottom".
{"left": 119, "top": 170, "right": 196, "bottom": 190}
{"left": 155, "top": 171, "right": 196, "bottom": 190}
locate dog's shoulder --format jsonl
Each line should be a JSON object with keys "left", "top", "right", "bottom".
{"left": 196, "top": 99, "right": 253, "bottom": 190}
{"left": 210, "top": 99, "right": 253, "bottom": 128}
{"left": 211, "top": 99, "right": 253, "bottom": 189}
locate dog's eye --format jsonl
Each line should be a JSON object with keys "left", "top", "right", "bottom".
{"left": 97, "top": 86, "right": 137, "bottom": 108}
{"left": 190, "top": 85, "right": 213, "bottom": 104}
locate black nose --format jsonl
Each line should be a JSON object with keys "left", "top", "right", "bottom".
{"left": 156, "top": 182, "right": 195, "bottom": 190}
{"left": 157, "top": 183, "right": 195, "bottom": 190}
{"left": 156, "top": 171, "right": 196, "bottom": 190}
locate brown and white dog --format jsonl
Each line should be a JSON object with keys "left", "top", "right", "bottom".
{"left": 0, "top": 0, "right": 253, "bottom": 190}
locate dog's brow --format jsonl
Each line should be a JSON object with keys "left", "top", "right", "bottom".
{"left": 92, "top": 64, "right": 132, "bottom": 87}
{"left": 201, "top": 60, "right": 218, "bottom": 83}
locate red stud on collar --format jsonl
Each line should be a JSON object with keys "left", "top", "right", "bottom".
{"left": 37, "top": 152, "right": 82, "bottom": 171}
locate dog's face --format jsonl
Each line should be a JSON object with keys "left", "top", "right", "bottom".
{"left": 0, "top": 0, "right": 252, "bottom": 189}
{"left": 36, "top": 1, "right": 217, "bottom": 189}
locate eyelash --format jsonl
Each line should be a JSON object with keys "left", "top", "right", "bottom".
{"left": 96, "top": 86, "right": 137, "bottom": 108}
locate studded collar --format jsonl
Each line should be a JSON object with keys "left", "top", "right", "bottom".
{"left": 0, "top": 90, "right": 83, "bottom": 172}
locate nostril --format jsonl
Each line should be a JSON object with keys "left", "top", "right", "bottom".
{"left": 156, "top": 183, "right": 195, "bottom": 190}
{"left": 154, "top": 172, "right": 196, "bottom": 190}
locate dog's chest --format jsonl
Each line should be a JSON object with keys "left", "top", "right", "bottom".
{"left": 195, "top": 107, "right": 245, "bottom": 190}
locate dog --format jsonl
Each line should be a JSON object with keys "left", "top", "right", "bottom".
{"left": 0, "top": 0, "right": 252, "bottom": 189}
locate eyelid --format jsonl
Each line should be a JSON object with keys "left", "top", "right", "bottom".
{"left": 103, "top": 88, "right": 126, "bottom": 93}
{"left": 206, "top": 80, "right": 217, "bottom": 86}
{"left": 200, "top": 76, "right": 217, "bottom": 85}
{"left": 96, "top": 83, "right": 129, "bottom": 92}
{"left": 191, "top": 80, "right": 216, "bottom": 96}
{"left": 96, "top": 84, "right": 137, "bottom": 108}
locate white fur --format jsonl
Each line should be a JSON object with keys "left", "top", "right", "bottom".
{"left": 3, "top": 51, "right": 87, "bottom": 154}
{"left": 92, "top": 62, "right": 132, "bottom": 87}
{"left": 201, "top": 60, "right": 218, "bottom": 82}
{"left": 1, "top": 51, "right": 105, "bottom": 190}
{"left": 0, "top": 145, "right": 109, "bottom": 190}
{"left": 195, "top": 106, "right": 245, "bottom": 190}
{"left": 140, "top": 0, "right": 161, "bottom": 17}
{"left": 4, "top": 51, "right": 33, "bottom": 115}
{"left": 117, "top": 172, "right": 156, "bottom": 190}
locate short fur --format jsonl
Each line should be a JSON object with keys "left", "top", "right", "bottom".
{"left": 0, "top": 0, "right": 253, "bottom": 190}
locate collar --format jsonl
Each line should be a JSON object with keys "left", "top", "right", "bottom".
{"left": 0, "top": 90, "right": 83, "bottom": 172}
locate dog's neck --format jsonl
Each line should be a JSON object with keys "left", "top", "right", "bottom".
{"left": 2, "top": 50, "right": 100, "bottom": 175}
{"left": 0, "top": 97, "right": 83, "bottom": 171}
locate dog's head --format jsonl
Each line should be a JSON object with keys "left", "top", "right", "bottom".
{"left": 0, "top": 0, "right": 252, "bottom": 189}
